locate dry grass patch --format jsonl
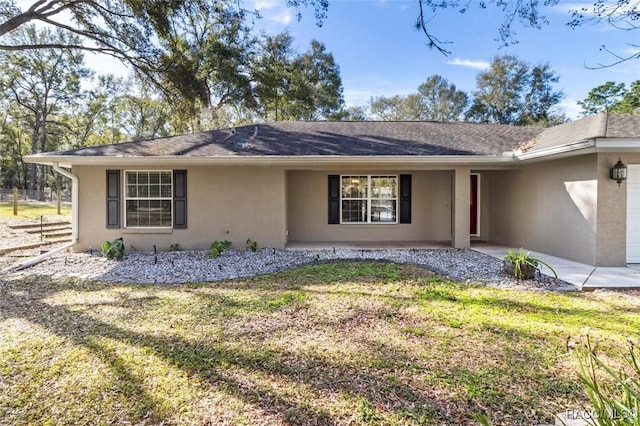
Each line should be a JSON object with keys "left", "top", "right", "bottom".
{"left": 0, "top": 201, "right": 71, "bottom": 220}
{"left": 1, "top": 261, "right": 639, "bottom": 425}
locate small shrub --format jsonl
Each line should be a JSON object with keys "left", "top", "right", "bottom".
{"left": 169, "top": 243, "right": 181, "bottom": 251}
{"left": 210, "top": 240, "right": 232, "bottom": 258}
{"left": 245, "top": 238, "right": 258, "bottom": 252}
{"left": 102, "top": 237, "right": 125, "bottom": 260}
{"left": 504, "top": 248, "right": 557, "bottom": 280}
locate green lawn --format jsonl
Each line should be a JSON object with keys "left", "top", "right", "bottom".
{"left": 1, "top": 261, "right": 638, "bottom": 425}
{"left": 0, "top": 201, "right": 71, "bottom": 220}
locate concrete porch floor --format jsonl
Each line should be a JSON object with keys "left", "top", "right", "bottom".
{"left": 285, "top": 241, "right": 640, "bottom": 290}
{"left": 285, "top": 241, "right": 451, "bottom": 250}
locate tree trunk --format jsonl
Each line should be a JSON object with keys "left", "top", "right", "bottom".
{"left": 38, "top": 165, "right": 46, "bottom": 201}
{"left": 29, "top": 116, "right": 40, "bottom": 191}
{"left": 38, "top": 116, "right": 47, "bottom": 201}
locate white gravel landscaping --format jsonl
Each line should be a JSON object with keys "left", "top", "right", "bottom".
{"left": 5, "top": 246, "right": 578, "bottom": 291}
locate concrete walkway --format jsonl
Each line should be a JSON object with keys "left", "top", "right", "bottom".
{"left": 472, "top": 244, "right": 640, "bottom": 290}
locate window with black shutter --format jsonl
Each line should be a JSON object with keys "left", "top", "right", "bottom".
{"left": 106, "top": 170, "right": 120, "bottom": 228}
{"left": 107, "top": 169, "right": 187, "bottom": 229}
{"left": 173, "top": 170, "right": 187, "bottom": 229}
{"left": 399, "top": 174, "right": 411, "bottom": 224}
{"left": 328, "top": 175, "right": 340, "bottom": 224}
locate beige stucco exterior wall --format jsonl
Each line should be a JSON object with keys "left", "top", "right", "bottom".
{"left": 487, "top": 154, "right": 599, "bottom": 265}
{"left": 73, "top": 165, "right": 287, "bottom": 251}
{"left": 286, "top": 170, "right": 452, "bottom": 242}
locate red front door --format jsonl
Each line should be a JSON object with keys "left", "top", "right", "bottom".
{"left": 470, "top": 174, "right": 478, "bottom": 235}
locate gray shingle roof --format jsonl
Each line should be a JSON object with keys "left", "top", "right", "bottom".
{"left": 30, "top": 113, "right": 640, "bottom": 161}
{"left": 527, "top": 112, "right": 640, "bottom": 153}
{"left": 38, "top": 121, "right": 544, "bottom": 158}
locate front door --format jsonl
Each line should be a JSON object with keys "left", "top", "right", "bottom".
{"left": 470, "top": 174, "right": 479, "bottom": 236}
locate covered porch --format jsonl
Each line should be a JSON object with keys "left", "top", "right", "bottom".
{"left": 285, "top": 167, "right": 486, "bottom": 251}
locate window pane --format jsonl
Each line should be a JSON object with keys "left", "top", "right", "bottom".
{"left": 149, "top": 185, "right": 160, "bottom": 197}
{"left": 160, "top": 171, "right": 172, "bottom": 183}
{"left": 126, "top": 200, "right": 140, "bottom": 227}
{"left": 371, "top": 176, "right": 397, "bottom": 198}
{"left": 160, "top": 200, "right": 172, "bottom": 227}
{"left": 125, "top": 171, "right": 173, "bottom": 227}
{"left": 371, "top": 200, "right": 396, "bottom": 223}
{"left": 126, "top": 185, "right": 137, "bottom": 198}
{"left": 160, "top": 184, "right": 172, "bottom": 198}
{"left": 342, "top": 176, "right": 367, "bottom": 198}
{"left": 342, "top": 200, "right": 367, "bottom": 222}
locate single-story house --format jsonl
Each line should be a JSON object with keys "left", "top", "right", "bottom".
{"left": 25, "top": 112, "right": 640, "bottom": 267}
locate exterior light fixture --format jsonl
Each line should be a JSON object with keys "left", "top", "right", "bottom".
{"left": 610, "top": 158, "right": 627, "bottom": 186}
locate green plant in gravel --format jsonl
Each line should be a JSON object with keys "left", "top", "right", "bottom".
{"left": 209, "top": 240, "right": 231, "bottom": 258}
{"left": 504, "top": 248, "right": 557, "bottom": 280}
{"left": 245, "top": 238, "right": 258, "bottom": 252}
{"left": 576, "top": 334, "right": 640, "bottom": 425}
{"left": 101, "top": 237, "right": 125, "bottom": 260}
{"left": 169, "top": 243, "right": 181, "bottom": 251}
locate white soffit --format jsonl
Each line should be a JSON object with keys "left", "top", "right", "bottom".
{"left": 595, "top": 138, "right": 640, "bottom": 150}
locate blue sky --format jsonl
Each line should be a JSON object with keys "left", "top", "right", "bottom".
{"left": 77, "top": 0, "right": 640, "bottom": 119}
{"left": 250, "top": 0, "right": 640, "bottom": 119}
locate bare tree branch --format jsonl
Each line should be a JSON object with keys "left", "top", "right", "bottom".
{"left": 586, "top": 43, "right": 640, "bottom": 69}
{"left": 416, "top": 0, "right": 452, "bottom": 55}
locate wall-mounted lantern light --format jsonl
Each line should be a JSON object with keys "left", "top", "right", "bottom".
{"left": 610, "top": 158, "right": 627, "bottom": 186}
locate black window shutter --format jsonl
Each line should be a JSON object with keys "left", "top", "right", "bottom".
{"left": 106, "top": 170, "right": 120, "bottom": 228}
{"left": 399, "top": 174, "right": 411, "bottom": 224}
{"left": 173, "top": 170, "right": 187, "bottom": 229}
{"left": 328, "top": 175, "right": 340, "bottom": 224}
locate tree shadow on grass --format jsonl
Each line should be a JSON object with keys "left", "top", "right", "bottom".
{"left": 0, "top": 276, "right": 449, "bottom": 425}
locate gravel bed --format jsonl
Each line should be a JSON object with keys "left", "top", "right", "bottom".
{"left": 4, "top": 247, "right": 577, "bottom": 291}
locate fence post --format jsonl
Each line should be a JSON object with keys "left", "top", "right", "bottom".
{"left": 57, "top": 187, "right": 61, "bottom": 215}
{"left": 13, "top": 187, "right": 17, "bottom": 216}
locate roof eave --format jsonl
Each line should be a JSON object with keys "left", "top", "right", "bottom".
{"left": 514, "top": 140, "right": 596, "bottom": 162}
{"left": 24, "top": 154, "right": 517, "bottom": 168}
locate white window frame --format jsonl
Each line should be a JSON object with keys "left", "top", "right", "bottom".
{"left": 124, "top": 170, "right": 173, "bottom": 228}
{"left": 340, "top": 175, "right": 398, "bottom": 224}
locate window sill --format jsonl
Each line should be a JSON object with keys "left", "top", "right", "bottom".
{"left": 122, "top": 227, "right": 173, "bottom": 234}
{"left": 339, "top": 223, "right": 399, "bottom": 227}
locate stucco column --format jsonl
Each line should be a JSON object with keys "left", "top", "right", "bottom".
{"left": 596, "top": 153, "right": 628, "bottom": 266}
{"left": 452, "top": 167, "right": 471, "bottom": 249}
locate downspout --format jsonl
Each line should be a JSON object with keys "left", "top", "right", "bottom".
{"left": 4, "top": 162, "right": 78, "bottom": 272}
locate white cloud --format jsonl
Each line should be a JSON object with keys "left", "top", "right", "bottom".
{"left": 268, "top": 9, "right": 292, "bottom": 25}
{"left": 251, "top": 0, "right": 286, "bottom": 10}
{"left": 558, "top": 99, "right": 582, "bottom": 120}
{"left": 344, "top": 89, "right": 372, "bottom": 106}
{"left": 445, "top": 58, "right": 490, "bottom": 70}
{"left": 248, "top": 0, "right": 294, "bottom": 31}
{"left": 551, "top": 2, "right": 595, "bottom": 14}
